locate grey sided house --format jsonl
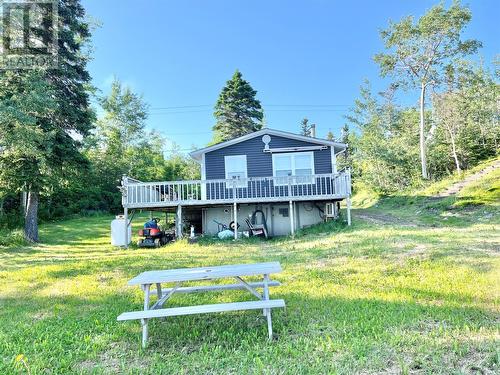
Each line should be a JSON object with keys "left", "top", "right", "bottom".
{"left": 119, "top": 128, "right": 352, "bottom": 243}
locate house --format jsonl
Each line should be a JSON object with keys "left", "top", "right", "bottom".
{"left": 119, "top": 128, "right": 351, "bottom": 244}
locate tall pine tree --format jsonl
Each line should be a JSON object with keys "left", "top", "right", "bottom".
{"left": 300, "top": 118, "right": 312, "bottom": 136}
{"left": 213, "top": 70, "right": 263, "bottom": 142}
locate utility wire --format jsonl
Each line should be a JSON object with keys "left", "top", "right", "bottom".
{"left": 150, "top": 108, "right": 349, "bottom": 115}
{"left": 150, "top": 103, "right": 351, "bottom": 110}
{"left": 163, "top": 131, "right": 212, "bottom": 136}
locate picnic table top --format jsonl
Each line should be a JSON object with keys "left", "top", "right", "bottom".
{"left": 127, "top": 262, "right": 282, "bottom": 285}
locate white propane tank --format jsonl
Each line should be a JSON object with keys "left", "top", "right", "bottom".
{"left": 111, "top": 215, "right": 131, "bottom": 246}
{"left": 190, "top": 225, "right": 195, "bottom": 239}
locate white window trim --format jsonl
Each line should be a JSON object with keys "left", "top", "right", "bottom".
{"left": 224, "top": 155, "right": 248, "bottom": 187}
{"left": 330, "top": 146, "right": 337, "bottom": 174}
{"left": 272, "top": 151, "right": 315, "bottom": 185}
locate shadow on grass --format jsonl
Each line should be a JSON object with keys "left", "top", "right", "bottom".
{"left": 1, "top": 288, "right": 498, "bottom": 373}
{"left": 2, "top": 214, "right": 497, "bottom": 279}
{"left": 0, "top": 244, "right": 41, "bottom": 255}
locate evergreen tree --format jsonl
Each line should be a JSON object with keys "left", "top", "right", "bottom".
{"left": 326, "top": 130, "right": 335, "bottom": 141}
{"left": 336, "top": 124, "right": 352, "bottom": 171}
{"left": 213, "top": 70, "right": 264, "bottom": 142}
{"left": 0, "top": 0, "right": 94, "bottom": 242}
{"left": 300, "top": 118, "right": 311, "bottom": 136}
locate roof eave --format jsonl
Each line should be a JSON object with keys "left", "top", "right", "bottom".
{"left": 189, "top": 128, "right": 347, "bottom": 160}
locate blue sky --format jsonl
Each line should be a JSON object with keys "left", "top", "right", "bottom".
{"left": 82, "top": 0, "right": 499, "bottom": 153}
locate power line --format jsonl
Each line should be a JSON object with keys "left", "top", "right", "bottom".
{"left": 150, "top": 103, "right": 351, "bottom": 110}
{"left": 162, "top": 131, "right": 212, "bottom": 136}
{"left": 265, "top": 104, "right": 350, "bottom": 107}
{"left": 151, "top": 104, "right": 211, "bottom": 110}
{"left": 150, "top": 110, "right": 211, "bottom": 115}
{"left": 266, "top": 109, "right": 347, "bottom": 112}
{"left": 162, "top": 148, "right": 196, "bottom": 153}
{"left": 149, "top": 109, "right": 348, "bottom": 115}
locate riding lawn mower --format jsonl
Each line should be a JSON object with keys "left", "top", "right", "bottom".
{"left": 137, "top": 218, "right": 174, "bottom": 248}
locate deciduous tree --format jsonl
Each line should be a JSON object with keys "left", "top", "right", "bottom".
{"left": 374, "top": 1, "right": 480, "bottom": 178}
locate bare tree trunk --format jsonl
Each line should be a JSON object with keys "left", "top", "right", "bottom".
{"left": 419, "top": 83, "right": 428, "bottom": 179}
{"left": 24, "top": 190, "right": 39, "bottom": 243}
{"left": 450, "top": 134, "right": 461, "bottom": 173}
{"left": 21, "top": 191, "right": 27, "bottom": 215}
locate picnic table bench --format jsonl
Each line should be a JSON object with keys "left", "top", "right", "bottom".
{"left": 117, "top": 262, "right": 285, "bottom": 347}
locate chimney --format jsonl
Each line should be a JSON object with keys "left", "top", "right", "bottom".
{"left": 310, "top": 124, "right": 316, "bottom": 138}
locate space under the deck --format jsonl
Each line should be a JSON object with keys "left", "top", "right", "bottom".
{"left": 129, "top": 198, "right": 344, "bottom": 237}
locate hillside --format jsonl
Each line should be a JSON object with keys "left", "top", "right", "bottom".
{"left": 353, "top": 157, "right": 500, "bottom": 227}
{"left": 0, "top": 162, "right": 498, "bottom": 374}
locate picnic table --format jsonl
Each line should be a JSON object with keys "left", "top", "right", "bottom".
{"left": 117, "top": 262, "right": 285, "bottom": 347}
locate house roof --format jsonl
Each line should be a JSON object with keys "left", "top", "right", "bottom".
{"left": 189, "top": 128, "right": 347, "bottom": 161}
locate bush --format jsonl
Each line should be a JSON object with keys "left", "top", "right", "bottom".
{"left": 0, "top": 228, "right": 28, "bottom": 247}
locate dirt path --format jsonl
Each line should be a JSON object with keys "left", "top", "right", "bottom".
{"left": 354, "top": 211, "right": 418, "bottom": 227}
{"left": 354, "top": 159, "right": 499, "bottom": 227}
{"left": 436, "top": 159, "right": 500, "bottom": 197}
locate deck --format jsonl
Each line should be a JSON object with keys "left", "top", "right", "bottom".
{"left": 121, "top": 171, "right": 351, "bottom": 209}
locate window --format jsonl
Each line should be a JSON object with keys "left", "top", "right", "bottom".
{"left": 278, "top": 207, "right": 289, "bottom": 217}
{"left": 224, "top": 155, "right": 247, "bottom": 187}
{"left": 272, "top": 152, "right": 314, "bottom": 184}
{"left": 273, "top": 154, "right": 293, "bottom": 177}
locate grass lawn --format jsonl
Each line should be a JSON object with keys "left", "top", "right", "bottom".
{"left": 1, "top": 170, "right": 499, "bottom": 373}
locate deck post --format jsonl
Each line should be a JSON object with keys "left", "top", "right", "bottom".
{"left": 233, "top": 202, "right": 238, "bottom": 240}
{"left": 176, "top": 205, "right": 183, "bottom": 238}
{"left": 289, "top": 200, "right": 295, "bottom": 237}
{"left": 124, "top": 207, "right": 128, "bottom": 248}
{"left": 346, "top": 197, "right": 352, "bottom": 226}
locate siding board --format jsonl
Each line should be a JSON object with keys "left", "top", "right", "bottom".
{"left": 205, "top": 134, "right": 332, "bottom": 180}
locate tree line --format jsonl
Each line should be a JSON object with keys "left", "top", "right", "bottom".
{"left": 0, "top": 1, "right": 198, "bottom": 241}
{"left": 341, "top": 1, "right": 498, "bottom": 193}
{"left": 0, "top": 0, "right": 498, "bottom": 242}
{"left": 301, "top": 2, "right": 498, "bottom": 193}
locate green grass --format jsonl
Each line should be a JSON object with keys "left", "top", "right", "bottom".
{"left": 1, "top": 169, "right": 499, "bottom": 374}
{"left": 418, "top": 157, "right": 499, "bottom": 198}
{"left": 353, "top": 157, "right": 500, "bottom": 209}
{"left": 454, "top": 166, "right": 500, "bottom": 207}
{"left": 352, "top": 157, "right": 500, "bottom": 228}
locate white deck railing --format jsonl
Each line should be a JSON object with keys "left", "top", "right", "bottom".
{"left": 121, "top": 171, "right": 351, "bottom": 208}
